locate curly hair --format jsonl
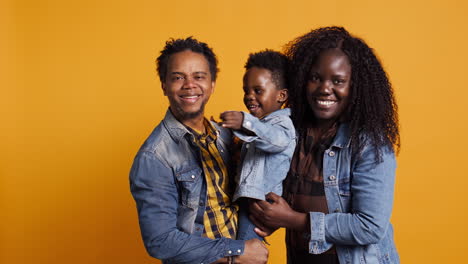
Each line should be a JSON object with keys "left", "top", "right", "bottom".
{"left": 244, "top": 49, "right": 289, "bottom": 90}
{"left": 285, "top": 26, "right": 400, "bottom": 157}
{"left": 156, "top": 36, "right": 219, "bottom": 82}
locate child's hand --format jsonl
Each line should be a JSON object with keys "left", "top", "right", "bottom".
{"left": 219, "top": 111, "right": 244, "bottom": 130}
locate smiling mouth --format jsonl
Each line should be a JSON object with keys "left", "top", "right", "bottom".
{"left": 316, "top": 99, "right": 336, "bottom": 106}
{"left": 180, "top": 95, "right": 201, "bottom": 103}
{"left": 247, "top": 104, "right": 260, "bottom": 111}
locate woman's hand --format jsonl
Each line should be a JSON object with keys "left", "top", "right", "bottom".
{"left": 249, "top": 192, "right": 308, "bottom": 232}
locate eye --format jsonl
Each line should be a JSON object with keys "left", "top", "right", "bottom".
{"left": 172, "top": 75, "right": 184, "bottom": 81}
{"left": 309, "top": 73, "right": 320, "bottom": 82}
{"left": 332, "top": 79, "right": 345, "bottom": 85}
{"left": 194, "top": 74, "right": 205, "bottom": 80}
{"left": 254, "top": 88, "right": 262, "bottom": 94}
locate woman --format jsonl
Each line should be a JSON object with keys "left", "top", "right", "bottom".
{"left": 250, "top": 27, "right": 400, "bottom": 264}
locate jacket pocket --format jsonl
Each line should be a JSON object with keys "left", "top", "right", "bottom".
{"left": 175, "top": 167, "right": 203, "bottom": 209}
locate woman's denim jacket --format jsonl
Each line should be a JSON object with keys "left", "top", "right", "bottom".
{"left": 307, "top": 123, "right": 399, "bottom": 264}
{"left": 130, "top": 110, "right": 245, "bottom": 264}
{"left": 233, "top": 108, "right": 296, "bottom": 201}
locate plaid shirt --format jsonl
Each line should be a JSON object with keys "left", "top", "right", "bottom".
{"left": 188, "top": 119, "right": 238, "bottom": 239}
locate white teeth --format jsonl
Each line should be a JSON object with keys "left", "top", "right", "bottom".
{"left": 317, "top": 100, "right": 335, "bottom": 106}
{"left": 182, "top": 95, "right": 198, "bottom": 99}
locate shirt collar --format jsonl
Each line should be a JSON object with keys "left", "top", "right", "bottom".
{"left": 162, "top": 109, "right": 218, "bottom": 143}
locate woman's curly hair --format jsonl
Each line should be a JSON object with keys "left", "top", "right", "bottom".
{"left": 285, "top": 26, "right": 400, "bottom": 157}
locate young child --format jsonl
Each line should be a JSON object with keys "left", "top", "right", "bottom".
{"left": 220, "top": 50, "right": 296, "bottom": 240}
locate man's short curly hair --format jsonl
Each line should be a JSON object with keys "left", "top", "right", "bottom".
{"left": 244, "top": 49, "right": 289, "bottom": 90}
{"left": 285, "top": 26, "right": 400, "bottom": 157}
{"left": 156, "top": 37, "right": 219, "bottom": 82}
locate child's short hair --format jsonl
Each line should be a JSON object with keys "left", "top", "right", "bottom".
{"left": 244, "top": 50, "right": 288, "bottom": 90}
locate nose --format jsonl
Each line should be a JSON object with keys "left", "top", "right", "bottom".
{"left": 182, "top": 76, "right": 196, "bottom": 89}
{"left": 317, "top": 80, "right": 333, "bottom": 94}
{"left": 244, "top": 91, "right": 255, "bottom": 101}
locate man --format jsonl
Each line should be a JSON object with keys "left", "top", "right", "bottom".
{"left": 130, "top": 37, "right": 268, "bottom": 264}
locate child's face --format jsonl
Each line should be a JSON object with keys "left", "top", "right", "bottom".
{"left": 306, "top": 48, "right": 351, "bottom": 124}
{"left": 243, "top": 67, "right": 286, "bottom": 118}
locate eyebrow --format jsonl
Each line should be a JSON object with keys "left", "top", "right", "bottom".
{"left": 170, "top": 72, "right": 186, "bottom": 76}
{"left": 170, "top": 71, "right": 208, "bottom": 75}
{"left": 193, "top": 71, "right": 208, "bottom": 75}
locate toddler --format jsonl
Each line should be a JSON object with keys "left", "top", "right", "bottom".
{"left": 220, "top": 50, "right": 296, "bottom": 240}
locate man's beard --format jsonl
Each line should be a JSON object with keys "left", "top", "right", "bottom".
{"left": 171, "top": 100, "right": 206, "bottom": 121}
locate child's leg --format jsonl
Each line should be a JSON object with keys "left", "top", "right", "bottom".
{"left": 236, "top": 198, "right": 263, "bottom": 240}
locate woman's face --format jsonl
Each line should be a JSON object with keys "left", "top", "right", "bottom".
{"left": 306, "top": 49, "right": 352, "bottom": 124}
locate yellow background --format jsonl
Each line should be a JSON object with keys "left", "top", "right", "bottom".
{"left": 2, "top": 0, "right": 468, "bottom": 263}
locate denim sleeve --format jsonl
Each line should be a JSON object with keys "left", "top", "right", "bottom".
{"left": 233, "top": 112, "right": 295, "bottom": 153}
{"left": 309, "top": 144, "right": 397, "bottom": 253}
{"left": 130, "top": 151, "right": 245, "bottom": 263}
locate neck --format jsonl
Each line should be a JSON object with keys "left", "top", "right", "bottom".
{"left": 177, "top": 114, "right": 206, "bottom": 133}
{"left": 309, "top": 119, "right": 338, "bottom": 138}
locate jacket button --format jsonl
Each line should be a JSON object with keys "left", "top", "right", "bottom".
{"left": 329, "top": 151, "right": 335, "bottom": 157}
{"left": 245, "top": 121, "right": 252, "bottom": 128}
{"left": 245, "top": 144, "right": 250, "bottom": 149}
{"left": 329, "top": 175, "right": 336, "bottom": 180}
{"left": 228, "top": 250, "right": 232, "bottom": 254}
{"left": 199, "top": 201, "right": 204, "bottom": 206}
{"left": 191, "top": 175, "right": 195, "bottom": 179}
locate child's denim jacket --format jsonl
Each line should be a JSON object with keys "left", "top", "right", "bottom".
{"left": 233, "top": 108, "right": 296, "bottom": 201}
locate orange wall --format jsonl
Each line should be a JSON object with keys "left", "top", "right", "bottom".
{"left": 2, "top": 0, "right": 468, "bottom": 263}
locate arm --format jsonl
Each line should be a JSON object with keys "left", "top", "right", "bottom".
{"left": 220, "top": 111, "right": 295, "bottom": 153}
{"left": 130, "top": 151, "right": 245, "bottom": 263}
{"left": 312, "top": 144, "right": 397, "bottom": 247}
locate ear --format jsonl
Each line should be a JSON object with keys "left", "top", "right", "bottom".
{"left": 161, "top": 81, "right": 167, "bottom": 96}
{"left": 277, "top": 89, "right": 288, "bottom": 104}
{"left": 211, "top": 80, "right": 216, "bottom": 93}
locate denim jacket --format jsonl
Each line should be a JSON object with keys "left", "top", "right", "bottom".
{"left": 308, "top": 123, "right": 399, "bottom": 264}
{"left": 233, "top": 108, "right": 296, "bottom": 201}
{"left": 129, "top": 110, "right": 245, "bottom": 264}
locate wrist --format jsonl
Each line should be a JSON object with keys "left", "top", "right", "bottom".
{"left": 288, "top": 211, "right": 308, "bottom": 231}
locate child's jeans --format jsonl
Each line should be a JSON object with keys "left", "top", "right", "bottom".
{"left": 236, "top": 199, "right": 263, "bottom": 240}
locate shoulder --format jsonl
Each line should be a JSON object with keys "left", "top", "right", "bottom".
{"left": 264, "top": 108, "right": 294, "bottom": 125}
{"left": 138, "top": 121, "right": 168, "bottom": 154}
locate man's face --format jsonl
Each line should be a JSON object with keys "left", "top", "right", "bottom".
{"left": 162, "top": 50, "right": 215, "bottom": 122}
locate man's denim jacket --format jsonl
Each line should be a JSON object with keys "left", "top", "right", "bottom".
{"left": 233, "top": 108, "right": 296, "bottom": 201}
{"left": 307, "top": 123, "right": 399, "bottom": 264}
{"left": 130, "top": 110, "right": 245, "bottom": 264}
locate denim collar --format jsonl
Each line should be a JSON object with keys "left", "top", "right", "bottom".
{"left": 261, "top": 108, "right": 291, "bottom": 121}
{"left": 162, "top": 109, "right": 194, "bottom": 143}
{"left": 330, "top": 123, "right": 352, "bottom": 149}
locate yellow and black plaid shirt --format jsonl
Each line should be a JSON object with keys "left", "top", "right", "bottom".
{"left": 188, "top": 119, "right": 238, "bottom": 239}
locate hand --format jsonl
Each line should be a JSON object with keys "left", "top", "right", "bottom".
{"left": 247, "top": 200, "right": 278, "bottom": 237}
{"left": 220, "top": 111, "right": 244, "bottom": 130}
{"left": 249, "top": 192, "right": 308, "bottom": 232}
{"left": 235, "top": 239, "right": 268, "bottom": 264}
